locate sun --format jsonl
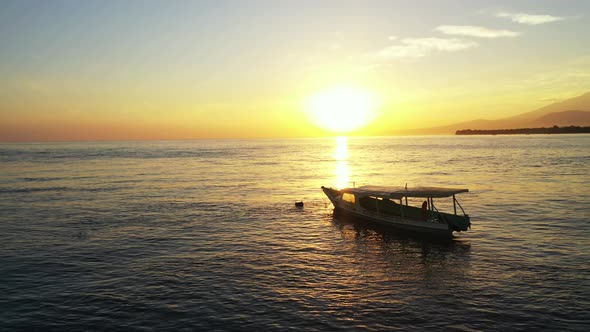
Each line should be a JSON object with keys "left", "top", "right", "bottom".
{"left": 305, "top": 85, "right": 380, "bottom": 133}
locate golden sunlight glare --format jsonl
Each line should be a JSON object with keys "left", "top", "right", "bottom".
{"left": 334, "top": 136, "right": 351, "bottom": 189}
{"left": 305, "top": 85, "right": 380, "bottom": 133}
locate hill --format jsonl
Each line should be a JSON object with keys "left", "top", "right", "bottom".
{"left": 404, "top": 91, "right": 590, "bottom": 134}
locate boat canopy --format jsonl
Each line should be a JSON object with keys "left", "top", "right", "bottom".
{"left": 340, "top": 185, "right": 468, "bottom": 199}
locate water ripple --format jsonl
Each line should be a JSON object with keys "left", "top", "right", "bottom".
{"left": 1, "top": 136, "right": 589, "bottom": 331}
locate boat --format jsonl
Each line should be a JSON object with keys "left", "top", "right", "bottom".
{"left": 321, "top": 185, "right": 471, "bottom": 236}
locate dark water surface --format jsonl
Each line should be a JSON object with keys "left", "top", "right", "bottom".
{"left": 1, "top": 136, "right": 589, "bottom": 331}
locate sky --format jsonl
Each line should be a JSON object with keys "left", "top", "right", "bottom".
{"left": 1, "top": 0, "right": 589, "bottom": 141}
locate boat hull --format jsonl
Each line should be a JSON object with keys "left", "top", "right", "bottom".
{"left": 322, "top": 186, "right": 456, "bottom": 237}
{"left": 333, "top": 206, "right": 453, "bottom": 237}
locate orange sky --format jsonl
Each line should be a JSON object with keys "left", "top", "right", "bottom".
{"left": 1, "top": 1, "right": 589, "bottom": 141}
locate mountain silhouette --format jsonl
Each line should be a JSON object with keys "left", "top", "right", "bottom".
{"left": 404, "top": 91, "right": 590, "bottom": 134}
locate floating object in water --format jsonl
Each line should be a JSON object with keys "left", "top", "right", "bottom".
{"left": 321, "top": 185, "right": 471, "bottom": 236}
{"left": 295, "top": 201, "right": 304, "bottom": 207}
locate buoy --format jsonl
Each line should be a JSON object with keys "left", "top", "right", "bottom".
{"left": 295, "top": 201, "right": 304, "bottom": 207}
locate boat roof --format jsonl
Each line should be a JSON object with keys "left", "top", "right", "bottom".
{"left": 340, "top": 185, "right": 469, "bottom": 198}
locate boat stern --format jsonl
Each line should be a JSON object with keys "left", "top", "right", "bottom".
{"left": 446, "top": 214, "right": 471, "bottom": 232}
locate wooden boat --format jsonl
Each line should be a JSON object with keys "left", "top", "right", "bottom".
{"left": 321, "top": 185, "right": 471, "bottom": 236}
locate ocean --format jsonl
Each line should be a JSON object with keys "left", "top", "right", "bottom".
{"left": 1, "top": 135, "right": 589, "bottom": 331}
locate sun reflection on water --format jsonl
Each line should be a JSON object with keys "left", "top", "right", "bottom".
{"left": 334, "top": 136, "right": 349, "bottom": 160}
{"left": 334, "top": 136, "right": 351, "bottom": 189}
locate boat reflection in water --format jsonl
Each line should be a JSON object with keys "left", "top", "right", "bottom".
{"left": 329, "top": 211, "right": 472, "bottom": 272}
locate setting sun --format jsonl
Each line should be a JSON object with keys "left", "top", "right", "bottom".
{"left": 305, "top": 86, "right": 380, "bottom": 133}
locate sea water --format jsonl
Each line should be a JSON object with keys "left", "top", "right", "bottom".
{"left": 1, "top": 135, "right": 589, "bottom": 331}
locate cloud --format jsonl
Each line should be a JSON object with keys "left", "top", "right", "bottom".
{"left": 435, "top": 25, "right": 521, "bottom": 38}
{"left": 497, "top": 12, "right": 565, "bottom": 25}
{"left": 377, "top": 37, "right": 477, "bottom": 59}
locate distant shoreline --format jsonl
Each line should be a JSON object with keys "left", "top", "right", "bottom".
{"left": 455, "top": 126, "right": 590, "bottom": 135}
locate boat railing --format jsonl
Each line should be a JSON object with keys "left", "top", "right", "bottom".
{"left": 454, "top": 196, "right": 467, "bottom": 216}
{"left": 430, "top": 202, "right": 439, "bottom": 213}
{"left": 428, "top": 202, "right": 447, "bottom": 224}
